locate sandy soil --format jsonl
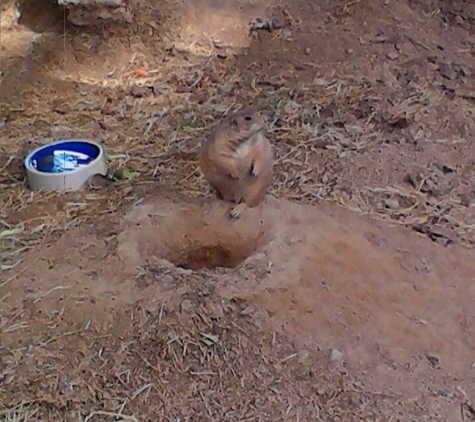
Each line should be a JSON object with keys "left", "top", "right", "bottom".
{"left": 1, "top": 0, "right": 475, "bottom": 420}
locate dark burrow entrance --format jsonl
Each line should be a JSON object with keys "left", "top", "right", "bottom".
{"left": 164, "top": 242, "right": 255, "bottom": 271}
{"left": 117, "top": 199, "right": 271, "bottom": 272}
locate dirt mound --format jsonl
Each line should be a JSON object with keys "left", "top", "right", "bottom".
{"left": 1, "top": 197, "right": 474, "bottom": 420}
{"left": 118, "top": 197, "right": 475, "bottom": 382}
{"left": 2, "top": 196, "right": 474, "bottom": 419}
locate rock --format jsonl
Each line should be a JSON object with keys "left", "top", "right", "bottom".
{"left": 386, "top": 52, "right": 399, "bottom": 61}
{"left": 383, "top": 198, "right": 400, "bottom": 210}
{"left": 329, "top": 348, "right": 343, "bottom": 363}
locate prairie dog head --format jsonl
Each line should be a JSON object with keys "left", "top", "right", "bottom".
{"left": 226, "top": 109, "right": 267, "bottom": 138}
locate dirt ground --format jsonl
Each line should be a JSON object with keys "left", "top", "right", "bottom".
{"left": 1, "top": 0, "right": 475, "bottom": 420}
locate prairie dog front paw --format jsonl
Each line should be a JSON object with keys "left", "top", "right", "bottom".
{"left": 250, "top": 160, "right": 262, "bottom": 177}
{"left": 228, "top": 203, "right": 248, "bottom": 219}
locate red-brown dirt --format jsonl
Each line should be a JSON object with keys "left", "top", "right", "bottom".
{"left": 1, "top": 0, "right": 475, "bottom": 420}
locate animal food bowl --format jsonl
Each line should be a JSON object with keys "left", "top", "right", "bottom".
{"left": 24, "top": 139, "right": 107, "bottom": 192}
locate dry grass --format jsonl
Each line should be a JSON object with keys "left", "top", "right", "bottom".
{"left": 1, "top": 283, "right": 402, "bottom": 421}
{"left": 2, "top": 45, "right": 473, "bottom": 265}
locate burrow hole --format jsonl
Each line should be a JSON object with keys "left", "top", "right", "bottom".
{"left": 164, "top": 241, "right": 256, "bottom": 271}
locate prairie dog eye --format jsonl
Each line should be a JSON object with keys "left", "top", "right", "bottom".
{"left": 244, "top": 116, "right": 252, "bottom": 121}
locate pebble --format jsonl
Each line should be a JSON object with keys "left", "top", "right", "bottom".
{"left": 329, "top": 348, "right": 343, "bottom": 363}
{"left": 386, "top": 52, "right": 399, "bottom": 61}
{"left": 180, "top": 299, "right": 193, "bottom": 312}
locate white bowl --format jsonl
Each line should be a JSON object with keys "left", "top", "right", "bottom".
{"left": 24, "top": 139, "right": 108, "bottom": 193}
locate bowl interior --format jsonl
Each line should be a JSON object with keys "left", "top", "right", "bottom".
{"left": 27, "top": 141, "right": 102, "bottom": 174}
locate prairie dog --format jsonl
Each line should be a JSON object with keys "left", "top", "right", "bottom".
{"left": 199, "top": 108, "right": 274, "bottom": 219}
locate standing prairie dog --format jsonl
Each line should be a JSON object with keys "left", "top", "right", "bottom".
{"left": 199, "top": 108, "right": 274, "bottom": 219}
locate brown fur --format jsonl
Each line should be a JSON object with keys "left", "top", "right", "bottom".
{"left": 199, "top": 108, "right": 274, "bottom": 219}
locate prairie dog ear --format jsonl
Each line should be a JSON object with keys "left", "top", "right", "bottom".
{"left": 229, "top": 117, "right": 238, "bottom": 127}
